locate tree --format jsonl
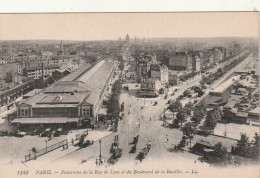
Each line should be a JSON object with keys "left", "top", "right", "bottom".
{"left": 192, "top": 86, "right": 204, "bottom": 97}
{"left": 52, "top": 70, "right": 63, "bottom": 81}
{"left": 191, "top": 105, "right": 206, "bottom": 126}
{"left": 213, "top": 107, "right": 223, "bottom": 122}
{"left": 34, "top": 78, "right": 45, "bottom": 89}
{"left": 62, "top": 70, "right": 71, "bottom": 77}
{"left": 206, "top": 142, "right": 229, "bottom": 164}
{"left": 183, "top": 122, "right": 194, "bottom": 149}
{"left": 45, "top": 76, "right": 55, "bottom": 85}
{"left": 235, "top": 133, "right": 250, "bottom": 157}
{"left": 250, "top": 133, "right": 260, "bottom": 160}
{"left": 168, "top": 100, "right": 182, "bottom": 112}
{"left": 183, "top": 102, "right": 193, "bottom": 115}
{"left": 176, "top": 110, "right": 186, "bottom": 126}
{"left": 204, "top": 111, "right": 218, "bottom": 131}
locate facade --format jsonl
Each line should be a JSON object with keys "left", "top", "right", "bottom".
{"left": 168, "top": 70, "right": 178, "bottom": 86}
{"left": 136, "top": 58, "right": 151, "bottom": 77}
{"left": 12, "top": 60, "right": 116, "bottom": 130}
{"left": 0, "top": 79, "right": 34, "bottom": 111}
{"left": 169, "top": 52, "right": 192, "bottom": 71}
{"left": 190, "top": 52, "right": 202, "bottom": 72}
{"left": 139, "top": 78, "right": 161, "bottom": 97}
{"left": 26, "top": 63, "right": 61, "bottom": 79}
{"left": 149, "top": 58, "right": 169, "bottom": 85}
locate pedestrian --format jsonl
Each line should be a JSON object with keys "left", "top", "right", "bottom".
{"left": 71, "top": 138, "right": 74, "bottom": 145}
{"left": 150, "top": 117, "right": 151, "bottom": 121}
{"left": 166, "top": 138, "right": 169, "bottom": 142}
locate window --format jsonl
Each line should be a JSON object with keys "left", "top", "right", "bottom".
{"left": 82, "top": 109, "right": 86, "bottom": 116}
{"left": 86, "top": 108, "right": 90, "bottom": 116}
{"left": 21, "top": 109, "right": 28, "bottom": 116}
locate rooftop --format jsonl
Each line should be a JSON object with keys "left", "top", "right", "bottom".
{"left": 19, "top": 60, "right": 115, "bottom": 108}
{"left": 211, "top": 75, "right": 240, "bottom": 94}
{"left": 249, "top": 107, "right": 260, "bottom": 115}
{"left": 60, "top": 63, "right": 92, "bottom": 81}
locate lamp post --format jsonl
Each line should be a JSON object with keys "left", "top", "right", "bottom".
{"left": 28, "top": 149, "right": 31, "bottom": 160}
{"left": 224, "top": 121, "right": 227, "bottom": 137}
{"left": 99, "top": 140, "right": 102, "bottom": 163}
{"left": 45, "top": 140, "right": 48, "bottom": 152}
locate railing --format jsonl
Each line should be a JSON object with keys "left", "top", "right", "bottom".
{"left": 25, "top": 139, "right": 68, "bottom": 162}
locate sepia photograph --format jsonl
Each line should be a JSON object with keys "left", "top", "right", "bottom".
{"left": 0, "top": 11, "right": 259, "bottom": 178}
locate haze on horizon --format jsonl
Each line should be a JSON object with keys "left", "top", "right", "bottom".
{"left": 0, "top": 12, "right": 258, "bottom": 41}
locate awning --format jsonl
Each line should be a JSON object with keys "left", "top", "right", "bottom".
{"left": 11, "top": 117, "right": 79, "bottom": 124}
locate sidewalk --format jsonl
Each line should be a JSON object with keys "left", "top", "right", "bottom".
{"left": 22, "top": 130, "right": 113, "bottom": 167}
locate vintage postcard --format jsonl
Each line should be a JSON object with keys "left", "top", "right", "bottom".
{"left": 0, "top": 12, "right": 259, "bottom": 178}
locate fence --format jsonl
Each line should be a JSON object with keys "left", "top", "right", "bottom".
{"left": 25, "top": 139, "right": 68, "bottom": 162}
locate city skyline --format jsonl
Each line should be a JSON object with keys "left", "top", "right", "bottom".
{"left": 0, "top": 12, "right": 258, "bottom": 41}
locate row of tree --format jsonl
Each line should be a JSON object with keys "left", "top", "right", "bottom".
{"left": 233, "top": 133, "right": 260, "bottom": 160}
{"left": 179, "top": 71, "right": 199, "bottom": 82}
{"left": 106, "top": 80, "right": 122, "bottom": 121}
{"left": 204, "top": 133, "right": 260, "bottom": 165}
{"left": 201, "top": 52, "right": 249, "bottom": 85}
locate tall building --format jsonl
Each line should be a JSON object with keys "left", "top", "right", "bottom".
{"left": 149, "top": 55, "right": 169, "bottom": 85}
{"left": 126, "top": 34, "right": 130, "bottom": 43}
{"left": 169, "top": 52, "right": 192, "bottom": 71}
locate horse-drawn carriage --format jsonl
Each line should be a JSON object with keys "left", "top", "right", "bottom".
{"left": 136, "top": 141, "right": 151, "bottom": 162}
{"left": 129, "top": 135, "right": 139, "bottom": 153}
{"left": 78, "top": 134, "right": 92, "bottom": 148}
{"left": 108, "top": 140, "right": 122, "bottom": 164}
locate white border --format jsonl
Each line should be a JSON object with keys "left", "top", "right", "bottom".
{"left": 0, "top": 0, "right": 259, "bottom": 13}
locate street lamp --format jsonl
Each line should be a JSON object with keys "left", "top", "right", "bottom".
{"left": 224, "top": 121, "right": 227, "bottom": 137}
{"left": 28, "top": 149, "right": 31, "bottom": 160}
{"left": 45, "top": 139, "right": 48, "bottom": 152}
{"left": 99, "top": 140, "right": 102, "bottom": 163}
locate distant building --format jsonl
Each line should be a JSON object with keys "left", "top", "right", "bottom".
{"left": 26, "top": 63, "right": 61, "bottom": 79}
{"left": 126, "top": 34, "right": 130, "bottom": 43}
{"left": 234, "top": 42, "right": 242, "bottom": 55}
{"left": 169, "top": 52, "right": 192, "bottom": 71}
{"left": 202, "top": 52, "right": 214, "bottom": 67}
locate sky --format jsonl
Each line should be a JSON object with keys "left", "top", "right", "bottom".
{"left": 0, "top": 12, "right": 258, "bottom": 41}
